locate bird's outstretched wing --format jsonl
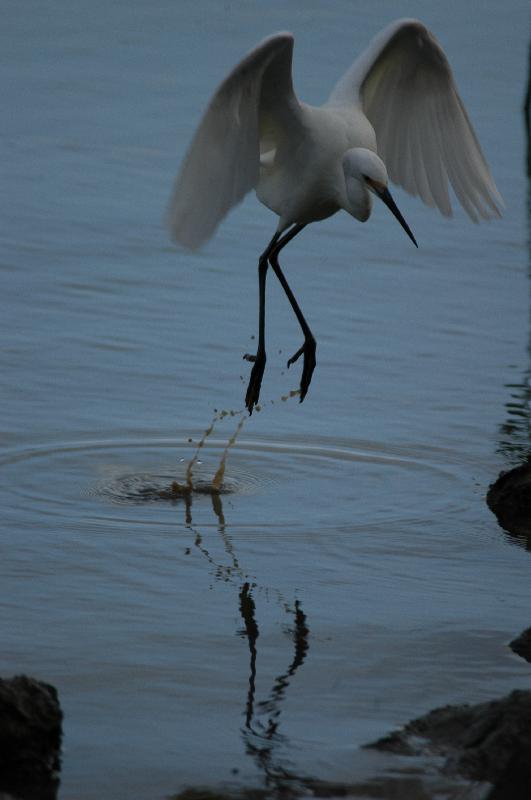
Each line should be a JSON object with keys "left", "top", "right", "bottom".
{"left": 328, "top": 19, "right": 503, "bottom": 221}
{"left": 168, "top": 33, "right": 301, "bottom": 250}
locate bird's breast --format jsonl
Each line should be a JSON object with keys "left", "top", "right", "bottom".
{"left": 256, "top": 161, "right": 340, "bottom": 227}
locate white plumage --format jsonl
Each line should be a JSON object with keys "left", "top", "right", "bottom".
{"left": 168, "top": 20, "right": 502, "bottom": 412}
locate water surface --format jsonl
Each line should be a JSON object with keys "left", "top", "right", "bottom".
{"left": 1, "top": 1, "right": 530, "bottom": 798}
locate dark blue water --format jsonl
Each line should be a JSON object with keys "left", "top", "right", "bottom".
{"left": 1, "top": 1, "right": 530, "bottom": 797}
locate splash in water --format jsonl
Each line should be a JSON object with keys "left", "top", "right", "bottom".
{"left": 170, "top": 389, "right": 300, "bottom": 499}
{"left": 212, "top": 415, "right": 246, "bottom": 492}
{"left": 169, "top": 407, "right": 245, "bottom": 497}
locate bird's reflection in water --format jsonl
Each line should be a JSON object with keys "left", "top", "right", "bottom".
{"left": 175, "top": 479, "right": 310, "bottom": 786}
{"left": 239, "top": 582, "right": 310, "bottom": 789}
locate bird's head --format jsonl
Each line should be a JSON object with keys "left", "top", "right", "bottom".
{"left": 342, "top": 148, "right": 417, "bottom": 247}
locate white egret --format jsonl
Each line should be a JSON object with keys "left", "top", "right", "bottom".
{"left": 168, "top": 20, "right": 502, "bottom": 414}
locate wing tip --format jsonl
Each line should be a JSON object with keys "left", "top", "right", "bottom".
{"left": 166, "top": 203, "right": 208, "bottom": 252}
{"left": 268, "top": 30, "right": 294, "bottom": 40}
{"left": 256, "top": 31, "right": 294, "bottom": 50}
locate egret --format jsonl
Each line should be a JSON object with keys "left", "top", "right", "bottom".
{"left": 168, "top": 20, "right": 502, "bottom": 414}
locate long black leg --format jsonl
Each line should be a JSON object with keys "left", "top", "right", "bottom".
{"left": 244, "top": 224, "right": 313, "bottom": 413}
{"left": 268, "top": 225, "right": 316, "bottom": 403}
{"left": 243, "top": 231, "right": 281, "bottom": 414}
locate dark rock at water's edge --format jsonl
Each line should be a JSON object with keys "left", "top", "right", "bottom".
{"left": 486, "top": 460, "right": 531, "bottom": 547}
{"left": 0, "top": 674, "right": 62, "bottom": 800}
{"left": 367, "top": 689, "right": 531, "bottom": 799}
{"left": 487, "top": 461, "right": 531, "bottom": 539}
{"left": 510, "top": 627, "right": 531, "bottom": 663}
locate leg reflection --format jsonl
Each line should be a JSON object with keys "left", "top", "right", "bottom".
{"left": 238, "top": 584, "right": 310, "bottom": 787}
{"left": 179, "top": 487, "right": 244, "bottom": 582}
{"left": 238, "top": 583, "right": 259, "bottom": 729}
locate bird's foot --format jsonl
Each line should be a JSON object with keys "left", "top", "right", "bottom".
{"left": 244, "top": 351, "right": 266, "bottom": 414}
{"left": 287, "top": 336, "right": 316, "bottom": 403}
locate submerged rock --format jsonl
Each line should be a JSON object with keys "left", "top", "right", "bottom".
{"left": 367, "top": 689, "right": 531, "bottom": 799}
{"left": 0, "top": 674, "right": 62, "bottom": 799}
{"left": 486, "top": 460, "right": 531, "bottom": 547}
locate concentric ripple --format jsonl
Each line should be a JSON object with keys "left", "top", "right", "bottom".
{"left": 0, "top": 434, "right": 469, "bottom": 529}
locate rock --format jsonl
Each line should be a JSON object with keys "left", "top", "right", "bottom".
{"left": 0, "top": 674, "right": 62, "bottom": 799}
{"left": 367, "top": 690, "right": 531, "bottom": 799}
{"left": 486, "top": 461, "right": 531, "bottom": 547}
{"left": 509, "top": 627, "right": 531, "bottom": 664}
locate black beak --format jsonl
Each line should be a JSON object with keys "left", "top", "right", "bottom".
{"left": 377, "top": 187, "right": 418, "bottom": 248}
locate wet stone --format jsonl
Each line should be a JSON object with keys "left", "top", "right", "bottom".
{"left": 510, "top": 627, "right": 531, "bottom": 664}
{"left": 486, "top": 460, "right": 531, "bottom": 547}
{"left": 367, "top": 689, "right": 531, "bottom": 799}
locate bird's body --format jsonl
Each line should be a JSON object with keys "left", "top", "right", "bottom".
{"left": 168, "top": 20, "right": 502, "bottom": 413}
{"left": 257, "top": 103, "right": 377, "bottom": 228}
